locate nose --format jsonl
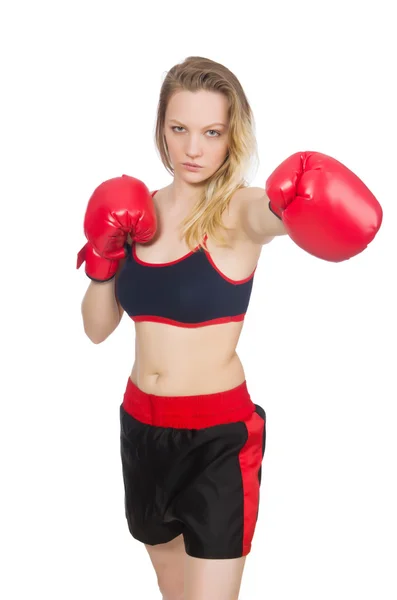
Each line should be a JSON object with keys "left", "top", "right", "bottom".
{"left": 185, "top": 134, "right": 203, "bottom": 160}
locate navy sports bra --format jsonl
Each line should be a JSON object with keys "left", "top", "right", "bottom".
{"left": 115, "top": 192, "right": 256, "bottom": 328}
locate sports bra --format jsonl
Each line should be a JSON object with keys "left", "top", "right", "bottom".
{"left": 115, "top": 191, "right": 256, "bottom": 328}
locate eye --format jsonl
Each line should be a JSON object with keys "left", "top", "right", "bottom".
{"left": 171, "top": 126, "right": 221, "bottom": 137}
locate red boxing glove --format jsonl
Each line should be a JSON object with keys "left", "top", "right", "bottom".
{"left": 76, "top": 243, "right": 123, "bottom": 282}
{"left": 266, "top": 151, "right": 383, "bottom": 261}
{"left": 76, "top": 175, "right": 157, "bottom": 281}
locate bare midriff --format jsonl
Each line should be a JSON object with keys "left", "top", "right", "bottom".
{"left": 129, "top": 318, "right": 246, "bottom": 396}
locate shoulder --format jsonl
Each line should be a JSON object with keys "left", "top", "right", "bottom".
{"left": 229, "top": 186, "right": 267, "bottom": 210}
{"left": 228, "top": 186, "right": 287, "bottom": 244}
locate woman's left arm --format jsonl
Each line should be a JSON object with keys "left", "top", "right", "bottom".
{"left": 237, "top": 186, "right": 288, "bottom": 244}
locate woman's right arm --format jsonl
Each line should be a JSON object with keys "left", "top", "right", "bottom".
{"left": 81, "top": 257, "right": 126, "bottom": 344}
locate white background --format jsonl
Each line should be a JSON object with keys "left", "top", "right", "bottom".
{"left": 1, "top": 1, "right": 396, "bottom": 599}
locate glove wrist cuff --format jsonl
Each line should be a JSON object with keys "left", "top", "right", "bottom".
{"left": 76, "top": 242, "right": 121, "bottom": 281}
{"left": 268, "top": 200, "right": 283, "bottom": 221}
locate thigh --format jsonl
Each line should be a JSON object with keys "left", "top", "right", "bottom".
{"left": 184, "top": 555, "right": 247, "bottom": 600}
{"left": 145, "top": 533, "right": 186, "bottom": 599}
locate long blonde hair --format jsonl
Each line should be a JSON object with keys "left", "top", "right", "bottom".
{"left": 154, "top": 56, "right": 259, "bottom": 250}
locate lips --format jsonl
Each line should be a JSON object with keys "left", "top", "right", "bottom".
{"left": 183, "top": 163, "right": 202, "bottom": 168}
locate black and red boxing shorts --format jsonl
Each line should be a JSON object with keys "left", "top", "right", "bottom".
{"left": 119, "top": 377, "right": 266, "bottom": 559}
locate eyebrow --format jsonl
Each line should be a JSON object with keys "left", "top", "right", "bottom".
{"left": 168, "top": 119, "right": 227, "bottom": 128}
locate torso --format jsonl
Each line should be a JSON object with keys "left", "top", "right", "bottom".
{"left": 125, "top": 185, "right": 263, "bottom": 396}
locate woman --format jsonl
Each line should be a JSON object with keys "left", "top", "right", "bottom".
{"left": 77, "top": 57, "right": 382, "bottom": 600}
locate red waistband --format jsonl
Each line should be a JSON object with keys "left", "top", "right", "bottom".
{"left": 122, "top": 377, "right": 255, "bottom": 429}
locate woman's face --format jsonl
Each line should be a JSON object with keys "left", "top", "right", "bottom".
{"left": 163, "top": 90, "right": 230, "bottom": 183}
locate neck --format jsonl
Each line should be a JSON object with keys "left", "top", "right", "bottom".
{"left": 166, "top": 176, "right": 206, "bottom": 212}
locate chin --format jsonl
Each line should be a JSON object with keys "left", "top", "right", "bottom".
{"left": 177, "top": 169, "right": 208, "bottom": 183}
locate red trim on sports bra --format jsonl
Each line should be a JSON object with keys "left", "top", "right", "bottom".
{"left": 132, "top": 242, "right": 201, "bottom": 267}
{"left": 131, "top": 314, "right": 246, "bottom": 327}
{"left": 202, "top": 249, "right": 257, "bottom": 285}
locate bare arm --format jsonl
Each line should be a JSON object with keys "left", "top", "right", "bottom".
{"left": 236, "top": 187, "right": 287, "bottom": 244}
{"left": 81, "top": 255, "right": 126, "bottom": 344}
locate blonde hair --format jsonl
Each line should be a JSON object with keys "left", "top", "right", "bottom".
{"left": 154, "top": 56, "right": 259, "bottom": 250}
